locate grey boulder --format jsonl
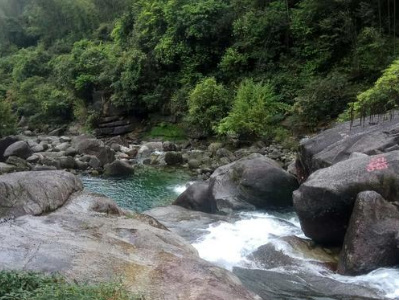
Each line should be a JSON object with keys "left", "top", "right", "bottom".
{"left": 0, "top": 170, "right": 83, "bottom": 218}
{"left": 338, "top": 191, "right": 399, "bottom": 275}
{"left": 293, "top": 151, "right": 399, "bottom": 245}
{"left": 3, "top": 141, "right": 32, "bottom": 159}
{"left": 104, "top": 160, "right": 135, "bottom": 177}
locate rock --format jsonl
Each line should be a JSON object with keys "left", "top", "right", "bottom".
{"left": 248, "top": 236, "right": 339, "bottom": 270}
{"left": 0, "top": 163, "right": 16, "bottom": 174}
{"left": 209, "top": 154, "right": 298, "bottom": 213}
{"left": 73, "top": 137, "right": 115, "bottom": 166}
{"left": 297, "top": 113, "right": 399, "bottom": 179}
{"left": 126, "top": 148, "right": 138, "bottom": 158}
{"left": 144, "top": 205, "right": 229, "bottom": 243}
{"left": 338, "top": 191, "right": 399, "bottom": 275}
{"left": 162, "top": 141, "right": 177, "bottom": 151}
{"left": 138, "top": 145, "right": 151, "bottom": 158}
{"left": 65, "top": 147, "right": 78, "bottom": 156}
{"left": 58, "top": 156, "right": 76, "bottom": 169}
{"left": 110, "top": 143, "right": 121, "bottom": 152}
{"left": 48, "top": 127, "right": 66, "bottom": 136}
{"left": 31, "top": 144, "right": 45, "bottom": 153}
{"left": 0, "top": 171, "right": 83, "bottom": 218}
{"left": 188, "top": 159, "right": 201, "bottom": 169}
{"left": 23, "top": 130, "right": 34, "bottom": 136}
{"left": 6, "top": 156, "right": 30, "bottom": 171}
{"left": 55, "top": 142, "right": 70, "bottom": 152}
{"left": 286, "top": 160, "right": 297, "bottom": 178}
{"left": 164, "top": 151, "right": 183, "bottom": 166}
{"left": 208, "top": 142, "right": 224, "bottom": 154}
{"left": 0, "top": 193, "right": 260, "bottom": 300}
{"left": 0, "top": 137, "right": 19, "bottom": 162}
{"left": 59, "top": 136, "right": 71, "bottom": 143}
{"left": 349, "top": 152, "right": 369, "bottom": 159}
{"left": 173, "top": 182, "right": 215, "bottom": 213}
{"left": 26, "top": 155, "right": 40, "bottom": 164}
{"left": 40, "top": 156, "right": 60, "bottom": 169}
{"left": 33, "top": 165, "right": 58, "bottom": 171}
{"left": 293, "top": 151, "right": 399, "bottom": 245}
{"left": 144, "top": 141, "right": 163, "bottom": 151}
{"left": 233, "top": 267, "right": 381, "bottom": 300}
{"left": 104, "top": 160, "right": 135, "bottom": 177}
{"left": 3, "top": 141, "right": 32, "bottom": 159}
{"left": 74, "top": 159, "right": 88, "bottom": 170}
{"left": 89, "top": 156, "right": 102, "bottom": 169}
{"left": 216, "top": 148, "right": 235, "bottom": 161}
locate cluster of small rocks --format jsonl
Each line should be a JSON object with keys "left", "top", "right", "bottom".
{"left": 0, "top": 133, "right": 296, "bottom": 179}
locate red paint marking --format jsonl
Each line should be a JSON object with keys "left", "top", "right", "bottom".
{"left": 367, "top": 157, "right": 388, "bottom": 172}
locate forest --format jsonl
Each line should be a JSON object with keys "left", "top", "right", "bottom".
{"left": 0, "top": 0, "right": 398, "bottom": 143}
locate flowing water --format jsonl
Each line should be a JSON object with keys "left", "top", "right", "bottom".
{"left": 81, "top": 174, "right": 399, "bottom": 299}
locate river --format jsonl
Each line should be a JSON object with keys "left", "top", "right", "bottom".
{"left": 81, "top": 171, "right": 399, "bottom": 300}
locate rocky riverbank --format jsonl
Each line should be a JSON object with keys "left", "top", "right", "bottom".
{"left": 0, "top": 132, "right": 295, "bottom": 180}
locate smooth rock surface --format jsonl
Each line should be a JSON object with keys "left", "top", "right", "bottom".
{"left": 144, "top": 205, "right": 230, "bottom": 243}
{"left": 234, "top": 267, "right": 381, "bottom": 300}
{"left": 0, "top": 193, "right": 260, "bottom": 300}
{"left": 3, "top": 141, "right": 32, "bottom": 159}
{"left": 293, "top": 151, "right": 399, "bottom": 245}
{"left": 297, "top": 113, "right": 398, "bottom": 179}
{"left": 209, "top": 154, "right": 298, "bottom": 213}
{"left": 173, "top": 182, "right": 216, "bottom": 213}
{"left": 0, "top": 171, "right": 83, "bottom": 218}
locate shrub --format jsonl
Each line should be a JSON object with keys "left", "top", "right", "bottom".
{"left": 349, "top": 59, "right": 399, "bottom": 118}
{"left": 292, "top": 72, "right": 353, "bottom": 129}
{"left": 0, "top": 100, "right": 16, "bottom": 137}
{"left": 187, "top": 77, "right": 230, "bottom": 135}
{"left": 217, "top": 79, "right": 289, "bottom": 139}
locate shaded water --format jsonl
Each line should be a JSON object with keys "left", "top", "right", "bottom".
{"left": 81, "top": 167, "right": 192, "bottom": 212}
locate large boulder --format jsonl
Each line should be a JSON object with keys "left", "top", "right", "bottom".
{"left": 104, "top": 160, "right": 135, "bottom": 177}
{"left": 297, "top": 114, "right": 398, "bottom": 180}
{"left": 0, "top": 171, "right": 83, "bottom": 218}
{"left": 0, "top": 136, "right": 19, "bottom": 162}
{"left": 293, "top": 151, "right": 399, "bottom": 245}
{"left": 173, "top": 182, "right": 216, "bottom": 213}
{"left": 72, "top": 136, "right": 115, "bottom": 166}
{"left": 0, "top": 193, "right": 260, "bottom": 300}
{"left": 164, "top": 151, "right": 183, "bottom": 166}
{"left": 338, "top": 191, "right": 399, "bottom": 275}
{"left": 209, "top": 154, "right": 298, "bottom": 212}
{"left": 3, "top": 141, "right": 32, "bottom": 160}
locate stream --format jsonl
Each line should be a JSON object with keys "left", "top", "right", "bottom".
{"left": 81, "top": 171, "right": 399, "bottom": 300}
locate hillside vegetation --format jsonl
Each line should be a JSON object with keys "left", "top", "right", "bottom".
{"left": 0, "top": 0, "right": 398, "bottom": 140}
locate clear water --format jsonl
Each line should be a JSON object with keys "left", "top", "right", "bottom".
{"left": 80, "top": 167, "right": 192, "bottom": 212}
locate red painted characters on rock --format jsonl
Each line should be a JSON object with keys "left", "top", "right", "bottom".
{"left": 366, "top": 156, "right": 389, "bottom": 172}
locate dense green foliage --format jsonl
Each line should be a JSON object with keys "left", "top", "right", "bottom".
{"left": 350, "top": 59, "right": 399, "bottom": 117}
{"left": 0, "top": 0, "right": 398, "bottom": 138}
{"left": 0, "top": 271, "right": 142, "bottom": 300}
{"left": 218, "top": 79, "right": 288, "bottom": 138}
{"left": 187, "top": 77, "right": 230, "bottom": 135}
